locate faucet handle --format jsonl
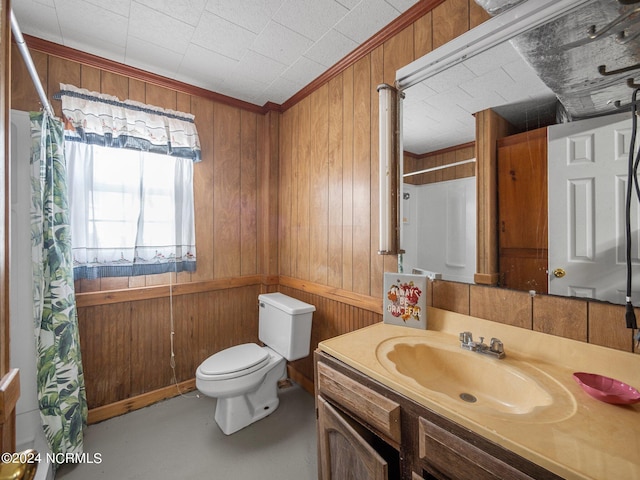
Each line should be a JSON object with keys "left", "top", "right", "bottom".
{"left": 459, "top": 331, "right": 473, "bottom": 344}
{"left": 489, "top": 337, "right": 504, "bottom": 354}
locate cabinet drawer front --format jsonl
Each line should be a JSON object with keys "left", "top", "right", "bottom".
{"left": 419, "top": 417, "right": 541, "bottom": 480}
{"left": 317, "top": 362, "right": 401, "bottom": 444}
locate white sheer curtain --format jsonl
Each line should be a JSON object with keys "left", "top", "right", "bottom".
{"left": 66, "top": 142, "right": 196, "bottom": 279}
{"left": 60, "top": 84, "right": 199, "bottom": 280}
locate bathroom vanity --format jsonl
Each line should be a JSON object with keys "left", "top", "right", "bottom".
{"left": 315, "top": 308, "right": 640, "bottom": 480}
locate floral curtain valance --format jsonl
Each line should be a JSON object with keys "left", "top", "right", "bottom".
{"left": 58, "top": 83, "right": 201, "bottom": 162}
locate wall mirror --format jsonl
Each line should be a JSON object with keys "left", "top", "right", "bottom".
{"left": 395, "top": 0, "right": 640, "bottom": 305}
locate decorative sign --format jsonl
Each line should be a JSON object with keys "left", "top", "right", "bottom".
{"left": 383, "top": 273, "right": 427, "bottom": 329}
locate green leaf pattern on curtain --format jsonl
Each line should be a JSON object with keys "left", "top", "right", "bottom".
{"left": 30, "top": 111, "right": 88, "bottom": 460}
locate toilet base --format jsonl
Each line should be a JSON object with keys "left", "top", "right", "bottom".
{"left": 214, "top": 359, "right": 287, "bottom": 435}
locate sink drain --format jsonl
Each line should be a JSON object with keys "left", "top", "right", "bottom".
{"left": 459, "top": 393, "right": 477, "bottom": 403}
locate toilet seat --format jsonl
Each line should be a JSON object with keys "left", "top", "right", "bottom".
{"left": 198, "top": 343, "right": 270, "bottom": 380}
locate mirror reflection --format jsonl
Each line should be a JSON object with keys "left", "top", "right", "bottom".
{"left": 398, "top": 0, "right": 640, "bottom": 305}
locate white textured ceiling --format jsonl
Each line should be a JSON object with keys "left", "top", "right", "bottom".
{"left": 12, "top": 0, "right": 420, "bottom": 107}
{"left": 402, "top": 40, "right": 557, "bottom": 154}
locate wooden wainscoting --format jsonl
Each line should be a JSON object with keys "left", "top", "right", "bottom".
{"left": 76, "top": 279, "right": 272, "bottom": 421}
{"left": 279, "top": 278, "right": 383, "bottom": 389}
{"left": 77, "top": 275, "right": 640, "bottom": 423}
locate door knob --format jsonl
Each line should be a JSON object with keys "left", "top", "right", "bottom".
{"left": 552, "top": 268, "right": 566, "bottom": 278}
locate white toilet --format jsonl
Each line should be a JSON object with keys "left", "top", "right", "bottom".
{"left": 195, "top": 292, "right": 315, "bottom": 435}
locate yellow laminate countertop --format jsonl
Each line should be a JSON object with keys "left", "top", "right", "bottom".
{"left": 318, "top": 307, "right": 640, "bottom": 480}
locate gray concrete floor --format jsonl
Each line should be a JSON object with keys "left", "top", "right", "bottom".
{"left": 56, "top": 383, "right": 317, "bottom": 480}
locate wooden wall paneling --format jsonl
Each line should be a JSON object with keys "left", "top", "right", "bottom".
{"left": 383, "top": 24, "right": 414, "bottom": 85}
{"left": 289, "top": 104, "right": 301, "bottom": 277}
{"left": 78, "top": 304, "right": 131, "bottom": 409}
{"left": 434, "top": 152, "right": 445, "bottom": 182}
{"left": 131, "top": 298, "right": 173, "bottom": 395}
{"left": 414, "top": 12, "right": 433, "bottom": 60}
{"left": 256, "top": 112, "right": 272, "bottom": 276}
{"left": 238, "top": 285, "right": 261, "bottom": 346}
{"left": 145, "top": 83, "right": 176, "bottom": 109}
{"left": 296, "top": 96, "right": 311, "bottom": 280}
{"left": 432, "top": 0, "right": 470, "bottom": 49}
{"left": 11, "top": 44, "right": 47, "bottom": 112}
{"left": 211, "top": 289, "right": 230, "bottom": 351}
{"left": 47, "top": 55, "right": 80, "bottom": 118}
{"left": 455, "top": 144, "right": 475, "bottom": 178}
{"left": 177, "top": 91, "right": 191, "bottom": 113}
{"left": 469, "top": 284, "right": 532, "bottom": 329}
{"left": 196, "top": 291, "right": 216, "bottom": 362}
{"left": 327, "top": 74, "right": 344, "bottom": 288}
{"left": 256, "top": 111, "right": 269, "bottom": 283}
{"left": 278, "top": 108, "right": 293, "bottom": 277}
{"left": 77, "top": 278, "right": 100, "bottom": 294}
{"left": 228, "top": 289, "right": 247, "bottom": 350}
{"left": 170, "top": 293, "right": 196, "bottom": 382}
{"left": 533, "top": 295, "right": 587, "bottom": 342}
{"left": 80, "top": 64, "right": 101, "bottom": 92}
{"left": 352, "top": 55, "right": 371, "bottom": 295}
{"left": 290, "top": 104, "right": 301, "bottom": 278}
{"left": 240, "top": 110, "right": 258, "bottom": 276}
{"left": 588, "top": 302, "right": 635, "bottom": 351}
{"left": 342, "top": 66, "right": 354, "bottom": 291}
{"left": 99, "top": 276, "right": 128, "bottom": 292}
{"left": 432, "top": 281, "right": 470, "bottom": 315}
{"left": 370, "top": 45, "right": 385, "bottom": 297}
{"left": 99, "top": 70, "right": 128, "bottom": 100}
{"left": 213, "top": 103, "right": 242, "bottom": 279}
{"left": 441, "top": 150, "right": 457, "bottom": 182}
{"left": 280, "top": 285, "right": 383, "bottom": 387}
{"left": 469, "top": 0, "right": 492, "bottom": 28}
{"left": 310, "top": 85, "right": 329, "bottom": 285}
{"left": 127, "top": 78, "right": 145, "bottom": 103}
{"left": 190, "top": 97, "right": 214, "bottom": 281}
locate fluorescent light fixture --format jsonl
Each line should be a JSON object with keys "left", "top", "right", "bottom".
{"left": 378, "top": 84, "right": 402, "bottom": 255}
{"left": 396, "top": 0, "right": 592, "bottom": 90}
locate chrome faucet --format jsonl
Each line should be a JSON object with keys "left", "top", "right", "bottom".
{"left": 459, "top": 331, "right": 505, "bottom": 359}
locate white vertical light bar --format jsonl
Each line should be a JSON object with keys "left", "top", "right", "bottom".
{"left": 377, "top": 84, "right": 400, "bottom": 255}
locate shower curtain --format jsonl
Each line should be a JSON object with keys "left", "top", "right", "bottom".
{"left": 30, "top": 111, "right": 87, "bottom": 459}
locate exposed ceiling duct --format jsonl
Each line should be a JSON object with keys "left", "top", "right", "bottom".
{"left": 477, "top": 0, "right": 640, "bottom": 121}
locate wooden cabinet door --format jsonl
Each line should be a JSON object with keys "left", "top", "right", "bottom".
{"left": 317, "top": 396, "right": 388, "bottom": 480}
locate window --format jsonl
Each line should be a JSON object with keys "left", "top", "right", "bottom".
{"left": 59, "top": 83, "right": 200, "bottom": 280}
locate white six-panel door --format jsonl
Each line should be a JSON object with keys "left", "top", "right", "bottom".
{"left": 548, "top": 111, "right": 640, "bottom": 304}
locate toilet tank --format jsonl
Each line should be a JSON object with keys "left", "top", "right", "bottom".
{"left": 258, "top": 293, "right": 315, "bottom": 361}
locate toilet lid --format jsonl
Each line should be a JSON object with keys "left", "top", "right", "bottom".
{"left": 199, "top": 343, "right": 269, "bottom": 376}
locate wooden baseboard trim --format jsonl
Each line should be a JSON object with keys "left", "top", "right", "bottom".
{"left": 87, "top": 379, "right": 196, "bottom": 424}
{"left": 88, "top": 367, "right": 313, "bottom": 425}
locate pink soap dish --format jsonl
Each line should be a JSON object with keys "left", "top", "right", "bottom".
{"left": 573, "top": 372, "right": 640, "bottom": 405}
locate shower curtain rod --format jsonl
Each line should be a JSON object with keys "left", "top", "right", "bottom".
{"left": 402, "top": 158, "right": 476, "bottom": 178}
{"left": 10, "top": 10, "right": 54, "bottom": 117}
